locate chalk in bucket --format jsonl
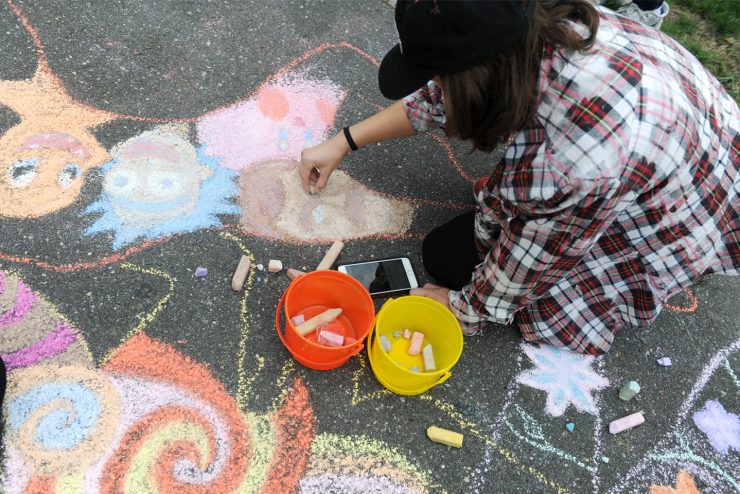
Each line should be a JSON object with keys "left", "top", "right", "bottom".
{"left": 275, "top": 270, "right": 374, "bottom": 370}
{"left": 368, "top": 296, "right": 463, "bottom": 395}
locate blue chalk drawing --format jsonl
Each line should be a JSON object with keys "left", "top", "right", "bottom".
{"left": 84, "top": 147, "right": 240, "bottom": 249}
{"left": 516, "top": 343, "right": 609, "bottom": 417}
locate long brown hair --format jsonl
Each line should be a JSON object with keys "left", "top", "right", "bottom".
{"left": 441, "top": 0, "right": 600, "bottom": 152}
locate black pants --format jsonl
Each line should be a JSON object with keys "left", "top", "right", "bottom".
{"left": 422, "top": 212, "right": 482, "bottom": 290}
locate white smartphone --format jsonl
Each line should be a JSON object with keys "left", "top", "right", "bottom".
{"left": 338, "top": 257, "right": 419, "bottom": 297}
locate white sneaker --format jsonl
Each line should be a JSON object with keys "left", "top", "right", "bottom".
{"left": 616, "top": 1, "right": 670, "bottom": 30}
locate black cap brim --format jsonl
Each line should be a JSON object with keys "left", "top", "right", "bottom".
{"left": 378, "top": 44, "right": 436, "bottom": 100}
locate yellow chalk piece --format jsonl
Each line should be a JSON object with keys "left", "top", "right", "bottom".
{"left": 426, "top": 426, "right": 463, "bottom": 448}
{"left": 294, "top": 308, "right": 342, "bottom": 336}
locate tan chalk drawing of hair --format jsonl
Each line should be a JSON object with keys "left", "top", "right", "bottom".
{"left": 0, "top": 68, "right": 115, "bottom": 218}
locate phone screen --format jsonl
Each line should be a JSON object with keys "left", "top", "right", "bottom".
{"left": 342, "top": 259, "right": 412, "bottom": 294}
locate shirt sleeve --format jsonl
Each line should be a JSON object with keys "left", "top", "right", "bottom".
{"left": 448, "top": 136, "right": 629, "bottom": 333}
{"left": 402, "top": 80, "right": 446, "bottom": 133}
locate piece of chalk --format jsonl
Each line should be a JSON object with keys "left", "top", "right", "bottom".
{"left": 656, "top": 357, "right": 672, "bottom": 366}
{"left": 316, "top": 240, "right": 345, "bottom": 271}
{"left": 294, "top": 308, "right": 343, "bottom": 337}
{"left": 291, "top": 314, "right": 306, "bottom": 326}
{"left": 379, "top": 335, "right": 392, "bottom": 353}
{"left": 404, "top": 329, "right": 411, "bottom": 339}
{"left": 422, "top": 344, "right": 436, "bottom": 371}
{"left": 601, "top": 456, "right": 610, "bottom": 464}
{"left": 609, "top": 411, "right": 645, "bottom": 434}
{"left": 231, "top": 255, "right": 251, "bottom": 291}
{"left": 287, "top": 268, "right": 306, "bottom": 280}
{"left": 408, "top": 331, "right": 424, "bottom": 356}
{"left": 256, "top": 263, "right": 264, "bottom": 271}
{"left": 409, "top": 366, "right": 421, "bottom": 373}
{"left": 565, "top": 422, "right": 575, "bottom": 432}
{"left": 619, "top": 381, "right": 641, "bottom": 401}
{"left": 194, "top": 267, "right": 208, "bottom": 277}
{"left": 393, "top": 331, "right": 401, "bottom": 339}
{"left": 317, "top": 329, "right": 344, "bottom": 347}
{"left": 268, "top": 259, "right": 283, "bottom": 273}
{"left": 427, "top": 426, "right": 464, "bottom": 448}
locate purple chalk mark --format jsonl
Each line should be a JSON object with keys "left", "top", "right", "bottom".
{"left": 692, "top": 399, "right": 740, "bottom": 455}
{"left": 0, "top": 271, "right": 5, "bottom": 294}
{"left": 0, "top": 280, "right": 36, "bottom": 328}
{"left": 1, "top": 322, "right": 77, "bottom": 370}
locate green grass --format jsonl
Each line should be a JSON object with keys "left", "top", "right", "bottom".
{"left": 660, "top": 1, "right": 739, "bottom": 100}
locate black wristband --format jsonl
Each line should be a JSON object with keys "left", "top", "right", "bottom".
{"left": 343, "top": 126, "right": 359, "bottom": 151}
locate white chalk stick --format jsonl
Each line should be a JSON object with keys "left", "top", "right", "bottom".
{"left": 379, "top": 335, "right": 392, "bottom": 353}
{"left": 609, "top": 411, "right": 645, "bottom": 434}
{"left": 316, "top": 240, "right": 345, "bottom": 271}
{"left": 422, "top": 344, "right": 436, "bottom": 372}
{"left": 268, "top": 259, "right": 283, "bottom": 273}
{"left": 231, "top": 255, "right": 251, "bottom": 291}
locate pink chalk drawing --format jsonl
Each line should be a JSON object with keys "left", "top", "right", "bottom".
{"left": 197, "top": 75, "right": 346, "bottom": 170}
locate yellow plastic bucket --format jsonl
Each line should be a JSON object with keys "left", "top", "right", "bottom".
{"left": 368, "top": 296, "right": 463, "bottom": 395}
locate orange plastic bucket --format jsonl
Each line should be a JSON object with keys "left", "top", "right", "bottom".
{"left": 275, "top": 270, "right": 374, "bottom": 370}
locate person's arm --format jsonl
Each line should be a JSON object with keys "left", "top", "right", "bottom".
{"left": 299, "top": 100, "right": 416, "bottom": 193}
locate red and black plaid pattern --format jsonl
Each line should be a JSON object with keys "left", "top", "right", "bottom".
{"left": 403, "top": 9, "right": 739, "bottom": 354}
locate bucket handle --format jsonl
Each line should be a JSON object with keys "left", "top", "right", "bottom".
{"left": 275, "top": 289, "right": 364, "bottom": 356}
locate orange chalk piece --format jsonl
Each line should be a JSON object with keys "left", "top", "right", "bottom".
{"left": 427, "top": 426, "right": 463, "bottom": 448}
{"left": 408, "top": 331, "right": 424, "bottom": 356}
{"left": 287, "top": 268, "right": 306, "bottom": 280}
{"left": 294, "top": 308, "right": 342, "bottom": 337}
{"left": 609, "top": 411, "right": 645, "bottom": 434}
{"left": 231, "top": 255, "right": 251, "bottom": 291}
{"left": 316, "top": 240, "right": 345, "bottom": 271}
{"left": 268, "top": 259, "right": 283, "bottom": 273}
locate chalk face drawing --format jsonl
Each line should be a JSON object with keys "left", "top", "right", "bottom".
{"left": 692, "top": 399, "right": 740, "bottom": 456}
{"left": 515, "top": 343, "right": 609, "bottom": 417}
{"left": 240, "top": 159, "right": 415, "bottom": 241}
{"left": 84, "top": 124, "right": 240, "bottom": 249}
{"left": 0, "top": 68, "right": 114, "bottom": 218}
{"left": 197, "top": 75, "right": 345, "bottom": 170}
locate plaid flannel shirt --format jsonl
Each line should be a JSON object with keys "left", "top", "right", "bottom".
{"left": 403, "top": 9, "right": 739, "bottom": 354}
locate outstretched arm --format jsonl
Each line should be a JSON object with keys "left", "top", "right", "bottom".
{"left": 299, "top": 100, "right": 416, "bottom": 193}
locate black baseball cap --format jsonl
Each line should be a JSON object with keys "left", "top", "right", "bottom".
{"left": 379, "top": 0, "right": 537, "bottom": 100}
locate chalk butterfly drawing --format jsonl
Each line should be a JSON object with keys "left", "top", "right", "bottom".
{"left": 83, "top": 124, "right": 240, "bottom": 249}
{"left": 0, "top": 270, "right": 438, "bottom": 493}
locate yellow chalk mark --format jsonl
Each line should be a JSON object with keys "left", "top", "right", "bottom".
{"left": 270, "top": 359, "right": 296, "bottom": 413}
{"left": 235, "top": 412, "right": 278, "bottom": 493}
{"left": 419, "top": 395, "right": 575, "bottom": 494}
{"left": 351, "top": 355, "right": 391, "bottom": 406}
{"left": 99, "top": 263, "right": 175, "bottom": 365}
{"left": 219, "top": 232, "right": 261, "bottom": 412}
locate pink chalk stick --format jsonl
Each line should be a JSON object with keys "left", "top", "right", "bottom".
{"left": 317, "top": 329, "right": 344, "bottom": 347}
{"left": 408, "top": 331, "right": 424, "bottom": 356}
{"left": 403, "top": 329, "right": 411, "bottom": 339}
{"left": 609, "top": 411, "right": 645, "bottom": 434}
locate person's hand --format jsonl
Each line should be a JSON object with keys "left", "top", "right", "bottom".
{"left": 410, "top": 283, "right": 451, "bottom": 310}
{"left": 299, "top": 134, "right": 350, "bottom": 194}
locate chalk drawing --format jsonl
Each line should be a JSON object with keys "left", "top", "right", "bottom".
{"left": 516, "top": 343, "right": 609, "bottom": 417}
{"left": 650, "top": 470, "right": 701, "bottom": 494}
{"left": 0, "top": 67, "right": 116, "bottom": 218}
{"left": 84, "top": 124, "right": 240, "bottom": 249}
{"left": 239, "top": 159, "right": 415, "bottom": 242}
{"left": 692, "top": 399, "right": 740, "bottom": 456}
{"left": 197, "top": 75, "right": 346, "bottom": 170}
